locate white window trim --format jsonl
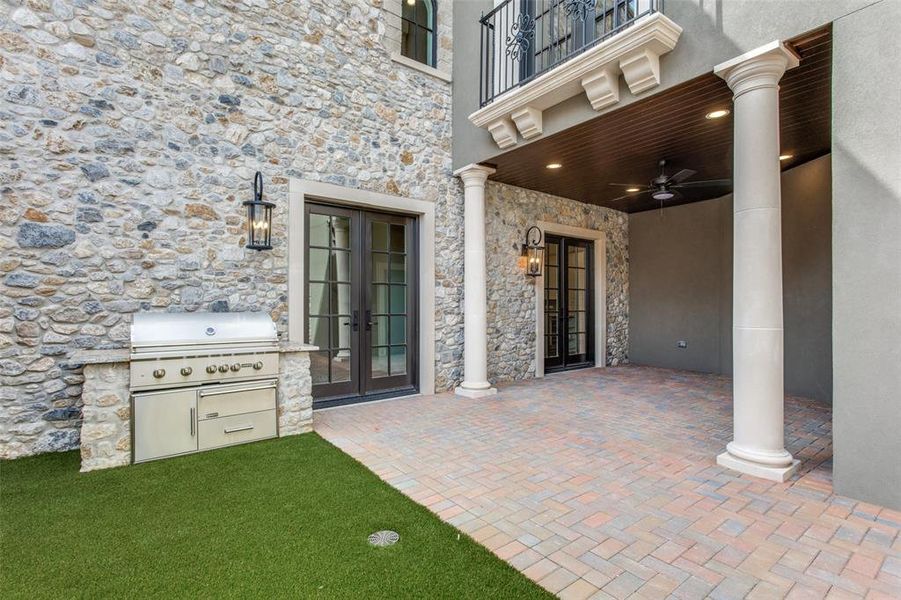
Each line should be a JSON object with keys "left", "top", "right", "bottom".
{"left": 390, "top": 51, "right": 452, "bottom": 83}
{"left": 534, "top": 221, "right": 607, "bottom": 378}
{"left": 287, "top": 179, "right": 436, "bottom": 396}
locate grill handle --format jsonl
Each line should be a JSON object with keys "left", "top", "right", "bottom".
{"left": 198, "top": 381, "right": 277, "bottom": 397}
{"left": 190, "top": 407, "right": 195, "bottom": 436}
{"left": 224, "top": 424, "right": 255, "bottom": 434}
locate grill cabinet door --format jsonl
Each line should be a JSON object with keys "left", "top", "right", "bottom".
{"left": 133, "top": 388, "right": 198, "bottom": 462}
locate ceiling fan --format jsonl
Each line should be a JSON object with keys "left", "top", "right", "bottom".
{"left": 608, "top": 159, "right": 731, "bottom": 206}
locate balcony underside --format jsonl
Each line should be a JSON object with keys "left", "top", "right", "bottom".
{"left": 483, "top": 27, "right": 832, "bottom": 213}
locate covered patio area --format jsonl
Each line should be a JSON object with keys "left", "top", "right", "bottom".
{"left": 316, "top": 366, "right": 900, "bottom": 599}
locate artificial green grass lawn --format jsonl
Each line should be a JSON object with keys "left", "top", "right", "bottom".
{"left": 1, "top": 433, "right": 551, "bottom": 599}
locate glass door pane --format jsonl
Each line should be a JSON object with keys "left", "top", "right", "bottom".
{"left": 306, "top": 206, "right": 358, "bottom": 399}
{"left": 565, "top": 243, "right": 589, "bottom": 363}
{"left": 544, "top": 238, "right": 562, "bottom": 368}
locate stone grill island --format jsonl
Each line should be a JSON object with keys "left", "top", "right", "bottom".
{"left": 73, "top": 311, "right": 314, "bottom": 471}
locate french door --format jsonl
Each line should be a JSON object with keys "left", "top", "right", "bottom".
{"left": 544, "top": 235, "right": 594, "bottom": 372}
{"left": 305, "top": 203, "right": 417, "bottom": 407}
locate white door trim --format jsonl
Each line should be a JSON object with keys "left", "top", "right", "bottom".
{"left": 534, "top": 221, "right": 607, "bottom": 378}
{"left": 287, "top": 179, "right": 436, "bottom": 396}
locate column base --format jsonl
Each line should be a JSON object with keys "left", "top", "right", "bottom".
{"left": 717, "top": 451, "right": 799, "bottom": 483}
{"left": 455, "top": 385, "right": 498, "bottom": 399}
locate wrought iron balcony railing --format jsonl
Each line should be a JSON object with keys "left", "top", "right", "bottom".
{"left": 479, "top": 0, "right": 663, "bottom": 107}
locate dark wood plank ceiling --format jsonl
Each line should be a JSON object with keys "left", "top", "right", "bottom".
{"left": 486, "top": 26, "right": 832, "bottom": 213}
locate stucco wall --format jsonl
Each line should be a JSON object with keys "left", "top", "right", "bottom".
{"left": 629, "top": 155, "right": 833, "bottom": 404}
{"left": 485, "top": 182, "right": 629, "bottom": 382}
{"left": 831, "top": 0, "right": 901, "bottom": 511}
{"left": 0, "top": 0, "right": 461, "bottom": 458}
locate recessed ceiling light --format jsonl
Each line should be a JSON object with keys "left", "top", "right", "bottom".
{"left": 406, "top": 0, "right": 415, "bottom": 5}
{"left": 546, "top": 163, "right": 562, "bottom": 169}
{"left": 705, "top": 109, "right": 731, "bottom": 120}
{"left": 626, "top": 187, "right": 641, "bottom": 193}
{"left": 779, "top": 154, "right": 793, "bottom": 161}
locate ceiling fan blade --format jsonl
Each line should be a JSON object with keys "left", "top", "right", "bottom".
{"left": 609, "top": 189, "right": 654, "bottom": 203}
{"left": 608, "top": 183, "right": 646, "bottom": 188}
{"left": 672, "top": 179, "right": 732, "bottom": 189}
{"left": 666, "top": 169, "right": 697, "bottom": 184}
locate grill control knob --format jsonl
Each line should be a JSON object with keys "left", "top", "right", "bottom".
{"left": 252, "top": 361, "right": 264, "bottom": 370}
{"left": 152, "top": 368, "right": 166, "bottom": 379}
{"left": 206, "top": 365, "right": 217, "bottom": 374}
{"left": 218, "top": 364, "right": 229, "bottom": 373}
{"left": 180, "top": 367, "right": 193, "bottom": 377}
{"left": 230, "top": 363, "right": 241, "bottom": 372}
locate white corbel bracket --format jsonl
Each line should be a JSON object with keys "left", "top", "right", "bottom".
{"left": 487, "top": 118, "right": 517, "bottom": 149}
{"left": 511, "top": 106, "right": 543, "bottom": 139}
{"left": 582, "top": 65, "right": 621, "bottom": 111}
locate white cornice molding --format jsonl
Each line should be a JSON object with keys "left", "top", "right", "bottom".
{"left": 469, "top": 12, "right": 682, "bottom": 148}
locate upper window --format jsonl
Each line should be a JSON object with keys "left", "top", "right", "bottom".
{"left": 401, "top": 0, "right": 437, "bottom": 68}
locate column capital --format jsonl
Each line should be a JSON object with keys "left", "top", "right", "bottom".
{"left": 714, "top": 40, "right": 799, "bottom": 98}
{"left": 453, "top": 163, "right": 496, "bottom": 186}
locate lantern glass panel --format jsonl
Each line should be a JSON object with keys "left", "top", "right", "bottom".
{"left": 246, "top": 202, "right": 273, "bottom": 249}
{"left": 525, "top": 246, "right": 544, "bottom": 276}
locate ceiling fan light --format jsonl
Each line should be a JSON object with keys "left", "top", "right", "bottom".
{"left": 652, "top": 190, "right": 675, "bottom": 201}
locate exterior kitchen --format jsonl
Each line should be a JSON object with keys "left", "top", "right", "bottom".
{"left": 75, "top": 312, "right": 312, "bottom": 470}
{"left": 0, "top": 0, "right": 460, "bottom": 462}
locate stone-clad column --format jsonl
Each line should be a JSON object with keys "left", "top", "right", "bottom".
{"left": 75, "top": 350, "right": 131, "bottom": 472}
{"left": 715, "top": 41, "right": 800, "bottom": 482}
{"left": 453, "top": 164, "right": 497, "bottom": 398}
{"left": 277, "top": 344, "right": 314, "bottom": 435}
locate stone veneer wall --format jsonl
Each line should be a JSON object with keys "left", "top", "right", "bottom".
{"left": 0, "top": 0, "right": 462, "bottom": 458}
{"left": 485, "top": 182, "right": 629, "bottom": 382}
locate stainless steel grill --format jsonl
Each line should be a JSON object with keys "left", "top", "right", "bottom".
{"left": 129, "top": 312, "right": 280, "bottom": 463}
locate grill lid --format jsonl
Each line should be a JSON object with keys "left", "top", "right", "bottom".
{"left": 131, "top": 312, "right": 277, "bottom": 350}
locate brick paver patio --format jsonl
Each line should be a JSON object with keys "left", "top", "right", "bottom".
{"left": 316, "top": 366, "right": 901, "bottom": 599}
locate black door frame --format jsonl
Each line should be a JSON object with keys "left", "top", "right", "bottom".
{"left": 543, "top": 234, "right": 595, "bottom": 373}
{"left": 304, "top": 202, "right": 419, "bottom": 408}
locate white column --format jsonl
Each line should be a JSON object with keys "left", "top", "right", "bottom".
{"left": 715, "top": 41, "right": 800, "bottom": 482}
{"left": 453, "top": 163, "right": 497, "bottom": 398}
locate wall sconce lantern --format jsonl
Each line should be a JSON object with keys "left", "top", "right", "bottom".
{"left": 520, "top": 225, "right": 544, "bottom": 277}
{"left": 244, "top": 171, "right": 274, "bottom": 251}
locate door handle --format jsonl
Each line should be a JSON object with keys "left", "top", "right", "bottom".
{"left": 365, "top": 310, "right": 372, "bottom": 331}
{"left": 190, "top": 407, "right": 195, "bottom": 437}
{"left": 351, "top": 310, "right": 359, "bottom": 332}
